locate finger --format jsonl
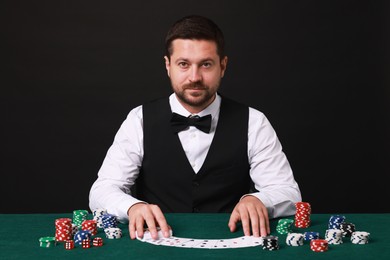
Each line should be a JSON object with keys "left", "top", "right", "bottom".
{"left": 135, "top": 217, "right": 145, "bottom": 239}
{"left": 228, "top": 210, "right": 240, "bottom": 232}
{"left": 260, "top": 207, "right": 270, "bottom": 236}
{"left": 248, "top": 207, "right": 260, "bottom": 237}
{"left": 129, "top": 218, "right": 137, "bottom": 240}
{"left": 239, "top": 209, "right": 251, "bottom": 236}
{"left": 143, "top": 210, "right": 158, "bottom": 240}
{"left": 151, "top": 206, "right": 170, "bottom": 238}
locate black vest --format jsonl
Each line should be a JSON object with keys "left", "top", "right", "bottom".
{"left": 135, "top": 96, "right": 251, "bottom": 213}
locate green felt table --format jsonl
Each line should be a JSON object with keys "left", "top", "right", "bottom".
{"left": 0, "top": 213, "right": 389, "bottom": 260}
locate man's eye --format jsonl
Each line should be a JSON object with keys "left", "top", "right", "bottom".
{"left": 202, "top": 62, "right": 212, "bottom": 68}
{"left": 178, "top": 62, "right": 188, "bottom": 68}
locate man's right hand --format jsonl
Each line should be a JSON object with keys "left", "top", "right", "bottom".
{"left": 127, "top": 203, "right": 171, "bottom": 240}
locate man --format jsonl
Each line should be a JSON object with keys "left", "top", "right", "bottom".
{"left": 89, "top": 15, "right": 301, "bottom": 241}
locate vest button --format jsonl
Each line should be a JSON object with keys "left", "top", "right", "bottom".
{"left": 192, "top": 181, "right": 199, "bottom": 187}
{"left": 193, "top": 207, "right": 199, "bottom": 213}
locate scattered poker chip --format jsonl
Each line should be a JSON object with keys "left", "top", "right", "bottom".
{"left": 310, "top": 239, "right": 328, "bottom": 252}
{"left": 304, "top": 231, "right": 320, "bottom": 241}
{"left": 104, "top": 227, "right": 122, "bottom": 239}
{"left": 325, "top": 229, "right": 343, "bottom": 245}
{"left": 351, "top": 231, "right": 370, "bottom": 244}
{"left": 276, "top": 218, "right": 294, "bottom": 235}
{"left": 340, "top": 222, "right": 356, "bottom": 237}
{"left": 74, "top": 230, "right": 92, "bottom": 245}
{"left": 286, "top": 233, "right": 304, "bottom": 246}
{"left": 39, "top": 236, "right": 56, "bottom": 248}
{"left": 328, "top": 215, "right": 346, "bottom": 229}
{"left": 73, "top": 210, "right": 89, "bottom": 229}
{"left": 92, "top": 208, "right": 108, "bottom": 229}
{"left": 262, "top": 236, "right": 279, "bottom": 250}
{"left": 82, "top": 219, "right": 98, "bottom": 236}
{"left": 102, "top": 213, "right": 118, "bottom": 229}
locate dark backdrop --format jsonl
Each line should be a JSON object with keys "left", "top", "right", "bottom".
{"left": 2, "top": 0, "right": 389, "bottom": 214}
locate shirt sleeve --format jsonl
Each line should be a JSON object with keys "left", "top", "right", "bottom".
{"left": 89, "top": 105, "right": 145, "bottom": 223}
{"left": 246, "top": 108, "right": 302, "bottom": 218}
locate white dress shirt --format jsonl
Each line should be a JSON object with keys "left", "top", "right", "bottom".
{"left": 89, "top": 93, "right": 301, "bottom": 223}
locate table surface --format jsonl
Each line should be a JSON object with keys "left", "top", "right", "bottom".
{"left": 0, "top": 213, "right": 389, "bottom": 260}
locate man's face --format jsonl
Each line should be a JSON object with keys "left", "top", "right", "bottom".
{"left": 165, "top": 39, "right": 228, "bottom": 113}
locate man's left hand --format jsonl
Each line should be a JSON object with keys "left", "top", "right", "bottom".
{"left": 228, "top": 195, "right": 270, "bottom": 237}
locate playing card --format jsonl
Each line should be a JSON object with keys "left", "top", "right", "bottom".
{"left": 175, "top": 238, "right": 205, "bottom": 248}
{"left": 193, "top": 239, "right": 219, "bottom": 249}
{"left": 212, "top": 239, "right": 232, "bottom": 249}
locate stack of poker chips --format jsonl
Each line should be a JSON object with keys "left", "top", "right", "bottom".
{"left": 71, "top": 223, "right": 78, "bottom": 236}
{"left": 340, "top": 222, "right": 356, "bottom": 237}
{"left": 294, "top": 202, "right": 311, "bottom": 228}
{"left": 39, "top": 236, "right": 57, "bottom": 248}
{"left": 276, "top": 218, "right": 294, "bottom": 235}
{"left": 286, "top": 233, "right": 304, "bottom": 246}
{"left": 73, "top": 210, "right": 89, "bottom": 229}
{"left": 74, "top": 230, "right": 92, "bottom": 245}
{"left": 104, "top": 227, "right": 122, "bottom": 239}
{"left": 310, "top": 239, "right": 328, "bottom": 252}
{"left": 55, "top": 218, "right": 73, "bottom": 242}
{"left": 303, "top": 231, "right": 320, "bottom": 241}
{"left": 82, "top": 219, "right": 98, "bottom": 236}
{"left": 102, "top": 213, "right": 118, "bottom": 229}
{"left": 262, "top": 236, "right": 279, "bottom": 250}
{"left": 328, "top": 215, "right": 346, "bottom": 229}
{"left": 351, "top": 231, "right": 370, "bottom": 244}
{"left": 324, "top": 229, "right": 343, "bottom": 245}
{"left": 92, "top": 208, "right": 107, "bottom": 228}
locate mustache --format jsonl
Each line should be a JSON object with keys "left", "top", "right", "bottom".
{"left": 183, "top": 82, "right": 206, "bottom": 89}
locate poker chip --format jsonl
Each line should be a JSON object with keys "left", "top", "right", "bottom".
{"left": 324, "top": 229, "right": 343, "bottom": 245}
{"left": 340, "top": 222, "right": 356, "bottom": 237}
{"left": 92, "top": 208, "right": 108, "bottom": 228}
{"left": 73, "top": 210, "right": 89, "bottom": 229}
{"left": 328, "top": 215, "right": 346, "bottom": 229}
{"left": 39, "top": 236, "right": 56, "bottom": 248}
{"left": 262, "top": 236, "right": 279, "bottom": 251}
{"left": 286, "top": 233, "right": 304, "bottom": 246}
{"left": 104, "top": 227, "right": 122, "bottom": 239}
{"left": 82, "top": 219, "right": 98, "bottom": 236}
{"left": 276, "top": 218, "right": 294, "bottom": 235}
{"left": 310, "top": 239, "right": 328, "bottom": 252}
{"left": 303, "top": 231, "right": 320, "bottom": 241}
{"left": 55, "top": 218, "right": 73, "bottom": 242}
{"left": 351, "top": 231, "right": 370, "bottom": 244}
{"left": 102, "top": 213, "right": 118, "bottom": 229}
{"left": 294, "top": 202, "right": 311, "bottom": 228}
{"left": 74, "top": 230, "right": 92, "bottom": 245}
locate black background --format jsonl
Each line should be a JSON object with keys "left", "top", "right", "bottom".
{"left": 2, "top": 0, "right": 389, "bottom": 214}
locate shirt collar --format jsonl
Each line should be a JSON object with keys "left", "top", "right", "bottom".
{"left": 169, "top": 93, "right": 221, "bottom": 119}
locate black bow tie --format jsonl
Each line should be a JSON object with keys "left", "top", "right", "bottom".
{"left": 170, "top": 112, "right": 212, "bottom": 133}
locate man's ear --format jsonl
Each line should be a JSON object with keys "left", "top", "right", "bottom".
{"left": 220, "top": 56, "right": 228, "bottom": 78}
{"left": 164, "top": 56, "right": 170, "bottom": 77}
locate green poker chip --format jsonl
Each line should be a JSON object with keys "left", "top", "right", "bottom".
{"left": 39, "top": 236, "right": 56, "bottom": 248}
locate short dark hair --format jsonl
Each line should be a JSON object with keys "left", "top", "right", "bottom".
{"left": 165, "top": 15, "right": 225, "bottom": 60}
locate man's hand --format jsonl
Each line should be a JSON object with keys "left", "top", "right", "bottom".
{"left": 228, "top": 196, "right": 270, "bottom": 237}
{"left": 127, "top": 203, "right": 171, "bottom": 240}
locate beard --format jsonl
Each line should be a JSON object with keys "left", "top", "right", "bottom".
{"left": 172, "top": 81, "right": 220, "bottom": 109}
